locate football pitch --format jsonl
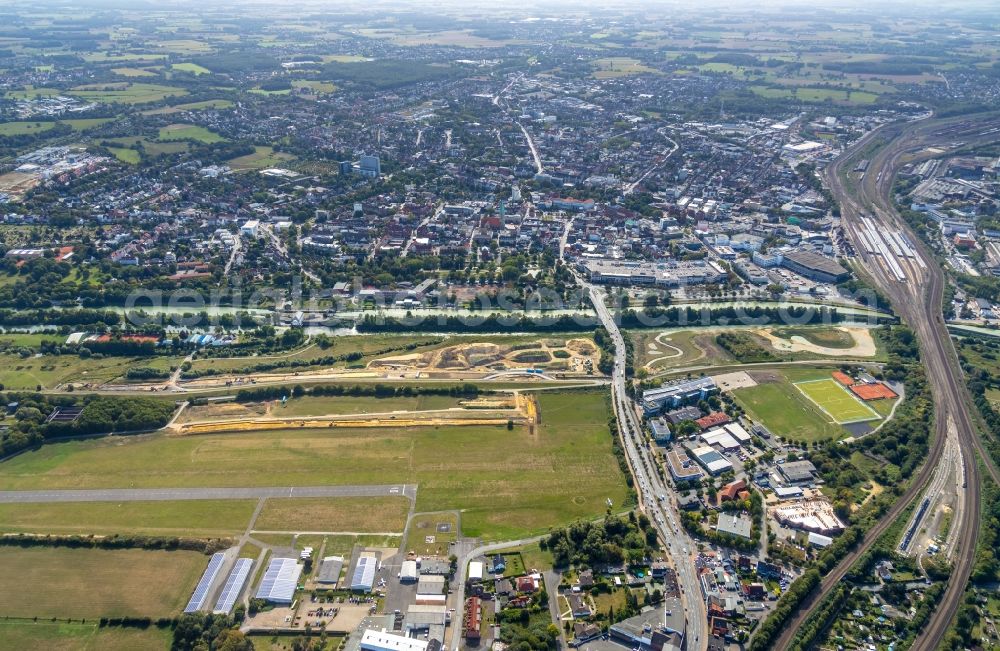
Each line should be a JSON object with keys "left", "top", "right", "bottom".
{"left": 794, "top": 379, "right": 880, "bottom": 424}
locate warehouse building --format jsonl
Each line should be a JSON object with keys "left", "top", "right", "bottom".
{"left": 779, "top": 460, "right": 818, "bottom": 485}
{"left": 360, "top": 629, "right": 429, "bottom": 651}
{"left": 255, "top": 558, "right": 303, "bottom": 604}
{"left": 351, "top": 554, "right": 378, "bottom": 592}
{"left": 317, "top": 556, "right": 345, "bottom": 585}
{"left": 400, "top": 560, "right": 419, "bottom": 582}
{"left": 690, "top": 446, "right": 733, "bottom": 475}
{"left": 780, "top": 250, "right": 849, "bottom": 283}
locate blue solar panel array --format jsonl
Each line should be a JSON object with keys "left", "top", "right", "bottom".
{"left": 213, "top": 558, "right": 253, "bottom": 614}
{"left": 184, "top": 552, "right": 226, "bottom": 614}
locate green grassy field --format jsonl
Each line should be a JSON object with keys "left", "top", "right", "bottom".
{"left": 103, "top": 136, "right": 189, "bottom": 158}
{"left": 62, "top": 117, "right": 114, "bottom": 131}
{"left": 732, "top": 374, "right": 847, "bottom": 442}
{"left": 0, "top": 499, "right": 256, "bottom": 537}
{"left": 779, "top": 326, "right": 857, "bottom": 349}
{"left": 0, "top": 351, "right": 183, "bottom": 389}
{"left": 142, "top": 99, "right": 233, "bottom": 116}
{"left": 185, "top": 334, "right": 442, "bottom": 374}
{"left": 3, "top": 86, "right": 62, "bottom": 100}
{"left": 0, "top": 547, "right": 207, "bottom": 618}
{"left": 108, "top": 147, "right": 141, "bottom": 164}
{"left": 158, "top": 124, "right": 226, "bottom": 143}
{"left": 0, "top": 121, "right": 55, "bottom": 137}
{"left": 0, "top": 390, "right": 628, "bottom": 541}
{"left": 405, "top": 511, "right": 459, "bottom": 556}
{"left": 111, "top": 66, "right": 159, "bottom": 77}
{"left": 749, "top": 85, "right": 878, "bottom": 104}
{"left": 292, "top": 80, "right": 337, "bottom": 93}
{"left": 0, "top": 622, "right": 170, "bottom": 651}
{"left": 254, "top": 496, "right": 410, "bottom": 533}
{"left": 171, "top": 62, "right": 211, "bottom": 75}
{"left": 69, "top": 82, "right": 186, "bottom": 105}
{"left": 795, "top": 378, "right": 880, "bottom": 423}
{"left": 227, "top": 145, "right": 296, "bottom": 170}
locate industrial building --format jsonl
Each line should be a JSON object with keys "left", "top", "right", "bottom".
{"left": 255, "top": 557, "right": 303, "bottom": 604}
{"left": 184, "top": 552, "right": 225, "bottom": 614}
{"left": 700, "top": 429, "right": 741, "bottom": 452}
{"left": 642, "top": 377, "right": 718, "bottom": 415}
{"left": 779, "top": 460, "right": 818, "bottom": 484}
{"left": 400, "top": 560, "right": 419, "bottom": 582}
{"left": 317, "top": 556, "right": 345, "bottom": 585}
{"left": 467, "top": 561, "right": 484, "bottom": 583}
{"left": 351, "top": 554, "right": 379, "bottom": 592}
{"left": 360, "top": 629, "right": 429, "bottom": 651}
{"left": 716, "top": 513, "right": 752, "bottom": 539}
{"left": 780, "top": 250, "right": 849, "bottom": 283}
{"left": 213, "top": 558, "right": 253, "bottom": 614}
{"left": 666, "top": 448, "right": 704, "bottom": 482}
{"left": 690, "top": 445, "right": 734, "bottom": 475}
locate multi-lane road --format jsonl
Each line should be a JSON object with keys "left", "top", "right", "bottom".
{"left": 586, "top": 283, "right": 709, "bottom": 650}
{"left": 773, "top": 112, "right": 1000, "bottom": 650}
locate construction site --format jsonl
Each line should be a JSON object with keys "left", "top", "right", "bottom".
{"left": 171, "top": 392, "right": 540, "bottom": 436}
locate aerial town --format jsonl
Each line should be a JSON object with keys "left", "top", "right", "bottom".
{"left": 0, "top": 1, "right": 999, "bottom": 651}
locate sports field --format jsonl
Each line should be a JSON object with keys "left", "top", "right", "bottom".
{"left": 795, "top": 378, "right": 880, "bottom": 423}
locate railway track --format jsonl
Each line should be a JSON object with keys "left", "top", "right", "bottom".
{"left": 769, "top": 113, "right": 1000, "bottom": 650}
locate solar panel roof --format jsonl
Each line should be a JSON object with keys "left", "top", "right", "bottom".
{"left": 351, "top": 555, "right": 377, "bottom": 591}
{"left": 255, "top": 557, "right": 302, "bottom": 603}
{"left": 213, "top": 558, "right": 253, "bottom": 614}
{"left": 184, "top": 553, "right": 225, "bottom": 614}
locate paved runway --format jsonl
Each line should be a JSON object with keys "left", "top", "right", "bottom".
{"left": 0, "top": 483, "right": 417, "bottom": 503}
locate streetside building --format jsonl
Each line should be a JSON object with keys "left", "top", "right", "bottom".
{"left": 360, "top": 629, "right": 428, "bottom": 651}
{"left": 642, "top": 377, "right": 718, "bottom": 415}
{"left": 780, "top": 250, "right": 849, "bottom": 283}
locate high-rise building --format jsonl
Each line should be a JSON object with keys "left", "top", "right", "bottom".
{"left": 359, "top": 154, "right": 381, "bottom": 178}
{"left": 338, "top": 160, "right": 353, "bottom": 176}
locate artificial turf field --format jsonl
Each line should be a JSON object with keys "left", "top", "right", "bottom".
{"left": 794, "top": 378, "right": 880, "bottom": 423}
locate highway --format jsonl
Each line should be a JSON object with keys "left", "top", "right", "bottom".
{"left": 586, "top": 284, "right": 708, "bottom": 650}
{"left": 771, "top": 112, "right": 1000, "bottom": 650}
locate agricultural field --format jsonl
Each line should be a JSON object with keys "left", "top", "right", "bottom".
{"left": 0, "top": 499, "right": 257, "bottom": 537}
{"left": 0, "top": 547, "right": 207, "bottom": 618}
{"left": 254, "top": 496, "right": 410, "bottom": 533}
{"left": 795, "top": 378, "right": 880, "bottom": 423}
{"left": 0, "top": 390, "right": 630, "bottom": 541}
{"left": 227, "top": 145, "right": 296, "bottom": 170}
{"left": 0, "top": 622, "right": 170, "bottom": 651}
{"left": 157, "top": 123, "right": 226, "bottom": 143}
